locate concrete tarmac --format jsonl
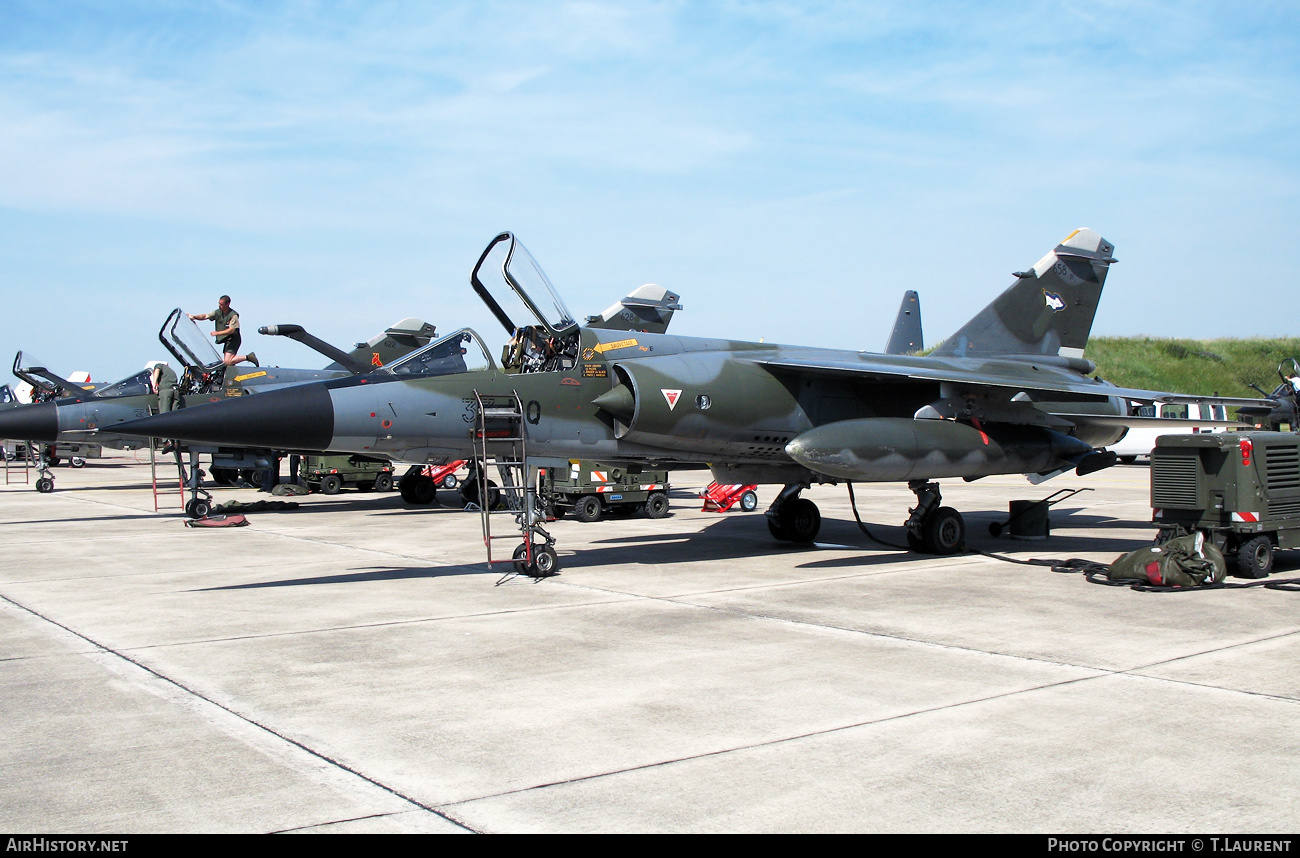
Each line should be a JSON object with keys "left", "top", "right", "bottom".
{"left": 2, "top": 451, "right": 1297, "bottom": 833}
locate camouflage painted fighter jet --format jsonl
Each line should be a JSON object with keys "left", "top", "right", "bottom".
{"left": 115, "top": 230, "right": 1268, "bottom": 561}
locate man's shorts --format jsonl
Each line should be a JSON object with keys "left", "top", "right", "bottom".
{"left": 221, "top": 334, "right": 241, "bottom": 356}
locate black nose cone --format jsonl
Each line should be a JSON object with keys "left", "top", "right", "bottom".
{"left": 114, "top": 384, "right": 335, "bottom": 451}
{"left": 0, "top": 402, "right": 59, "bottom": 443}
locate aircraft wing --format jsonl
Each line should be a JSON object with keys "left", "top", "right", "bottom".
{"left": 753, "top": 357, "right": 1277, "bottom": 410}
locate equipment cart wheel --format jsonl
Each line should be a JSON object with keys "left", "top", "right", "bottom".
{"left": 645, "top": 491, "right": 670, "bottom": 519}
{"left": 185, "top": 498, "right": 212, "bottom": 519}
{"left": 440, "top": 474, "right": 459, "bottom": 490}
{"left": 373, "top": 473, "right": 393, "bottom": 492}
{"left": 923, "top": 506, "right": 965, "bottom": 555}
{"left": 320, "top": 474, "right": 343, "bottom": 495}
{"left": 70, "top": 457, "right": 86, "bottom": 469}
{"left": 574, "top": 495, "right": 603, "bottom": 522}
{"left": 1236, "top": 536, "right": 1273, "bottom": 579}
{"left": 739, "top": 490, "right": 759, "bottom": 512}
{"left": 35, "top": 477, "right": 54, "bottom": 494}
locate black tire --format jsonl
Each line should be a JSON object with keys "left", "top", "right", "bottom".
{"left": 374, "top": 473, "right": 393, "bottom": 492}
{"left": 1118, "top": 455, "right": 1138, "bottom": 465}
{"left": 779, "top": 498, "right": 821, "bottom": 543}
{"left": 249, "top": 469, "right": 268, "bottom": 487}
{"left": 1235, "top": 536, "right": 1273, "bottom": 579}
{"left": 461, "top": 479, "right": 499, "bottom": 509}
{"left": 48, "top": 457, "right": 61, "bottom": 468}
{"left": 767, "top": 515, "right": 792, "bottom": 541}
{"left": 185, "top": 498, "right": 211, "bottom": 519}
{"left": 70, "top": 457, "right": 86, "bottom": 469}
{"left": 512, "top": 543, "right": 559, "bottom": 578}
{"left": 406, "top": 475, "right": 437, "bottom": 505}
{"left": 644, "top": 491, "right": 670, "bottom": 519}
{"left": 320, "top": 475, "right": 343, "bottom": 495}
{"left": 574, "top": 495, "right": 603, "bottom": 522}
{"left": 532, "top": 544, "right": 559, "bottom": 577}
{"left": 739, "top": 490, "right": 758, "bottom": 512}
{"left": 923, "top": 506, "right": 965, "bottom": 555}
{"left": 35, "top": 477, "right": 54, "bottom": 494}
{"left": 440, "top": 474, "right": 458, "bottom": 490}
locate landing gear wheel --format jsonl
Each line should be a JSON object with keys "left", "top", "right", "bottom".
{"left": 574, "top": 495, "right": 603, "bottom": 522}
{"left": 923, "top": 506, "right": 965, "bottom": 555}
{"left": 35, "top": 477, "right": 54, "bottom": 493}
{"left": 645, "top": 491, "right": 670, "bottom": 519}
{"left": 440, "top": 474, "right": 458, "bottom": 490}
{"left": 70, "top": 457, "right": 86, "bottom": 469}
{"left": 320, "top": 474, "right": 343, "bottom": 495}
{"left": 532, "top": 544, "right": 559, "bottom": 577}
{"left": 1235, "top": 536, "right": 1273, "bottom": 579}
{"left": 401, "top": 474, "right": 436, "bottom": 505}
{"left": 739, "top": 490, "right": 759, "bottom": 512}
{"left": 779, "top": 498, "right": 821, "bottom": 543}
{"left": 373, "top": 473, "right": 393, "bottom": 492}
{"left": 767, "top": 516, "right": 791, "bottom": 541}
{"left": 185, "top": 498, "right": 212, "bottom": 519}
{"left": 461, "top": 479, "right": 501, "bottom": 510}
{"left": 512, "top": 543, "right": 559, "bottom": 578}
{"left": 1118, "top": 455, "right": 1138, "bottom": 465}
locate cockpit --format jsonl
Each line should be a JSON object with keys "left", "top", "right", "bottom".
{"left": 13, "top": 352, "right": 83, "bottom": 402}
{"left": 382, "top": 329, "right": 491, "bottom": 378}
{"left": 471, "top": 232, "right": 580, "bottom": 374}
{"left": 158, "top": 309, "right": 228, "bottom": 394}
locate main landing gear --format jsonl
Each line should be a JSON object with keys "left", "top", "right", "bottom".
{"left": 766, "top": 484, "right": 822, "bottom": 543}
{"left": 904, "top": 480, "right": 965, "bottom": 555}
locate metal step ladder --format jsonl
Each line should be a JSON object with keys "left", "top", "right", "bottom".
{"left": 149, "top": 438, "right": 212, "bottom": 517}
{"left": 473, "top": 390, "right": 558, "bottom": 581}
{"left": 4, "top": 441, "right": 31, "bottom": 487}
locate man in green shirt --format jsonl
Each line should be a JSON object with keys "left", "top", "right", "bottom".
{"left": 188, "top": 295, "right": 259, "bottom": 367}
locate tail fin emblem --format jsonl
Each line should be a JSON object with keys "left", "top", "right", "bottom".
{"left": 1043, "top": 290, "right": 1066, "bottom": 312}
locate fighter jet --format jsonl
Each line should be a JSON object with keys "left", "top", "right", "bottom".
{"left": 116, "top": 229, "right": 1269, "bottom": 561}
{"left": 0, "top": 314, "right": 439, "bottom": 497}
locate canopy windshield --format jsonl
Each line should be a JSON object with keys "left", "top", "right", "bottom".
{"left": 159, "top": 308, "right": 221, "bottom": 369}
{"left": 382, "top": 329, "right": 491, "bottom": 378}
{"left": 95, "top": 369, "right": 153, "bottom": 399}
{"left": 470, "top": 232, "right": 577, "bottom": 339}
{"left": 12, "top": 352, "right": 71, "bottom": 394}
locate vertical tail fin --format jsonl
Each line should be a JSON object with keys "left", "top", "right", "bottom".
{"left": 932, "top": 228, "right": 1115, "bottom": 359}
{"left": 884, "top": 290, "right": 923, "bottom": 354}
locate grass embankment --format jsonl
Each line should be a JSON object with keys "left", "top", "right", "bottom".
{"left": 1084, "top": 337, "right": 1300, "bottom": 398}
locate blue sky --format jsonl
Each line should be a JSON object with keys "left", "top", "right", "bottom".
{"left": 1, "top": 0, "right": 1297, "bottom": 383}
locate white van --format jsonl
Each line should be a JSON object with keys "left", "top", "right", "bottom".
{"left": 1110, "top": 401, "right": 1227, "bottom": 463}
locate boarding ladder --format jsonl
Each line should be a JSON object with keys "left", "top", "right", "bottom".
{"left": 148, "top": 431, "right": 212, "bottom": 517}
{"left": 4, "top": 441, "right": 31, "bottom": 486}
{"left": 472, "top": 390, "right": 557, "bottom": 581}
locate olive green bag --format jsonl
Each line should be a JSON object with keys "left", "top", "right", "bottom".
{"left": 1107, "top": 532, "right": 1227, "bottom": 587}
